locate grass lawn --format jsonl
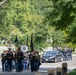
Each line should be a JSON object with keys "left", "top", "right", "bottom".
{"left": 68, "top": 69, "right": 76, "bottom": 75}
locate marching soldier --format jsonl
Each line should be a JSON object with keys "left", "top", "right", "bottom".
{"left": 6, "top": 48, "right": 13, "bottom": 72}
{"left": 36, "top": 51, "right": 41, "bottom": 70}
{"left": 15, "top": 47, "right": 24, "bottom": 72}
{"left": 68, "top": 47, "right": 72, "bottom": 60}
{"left": 1, "top": 51, "right": 7, "bottom": 72}
{"left": 30, "top": 51, "right": 40, "bottom": 72}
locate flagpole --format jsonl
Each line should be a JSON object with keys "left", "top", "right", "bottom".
{"left": 14, "top": 35, "right": 18, "bottom": 47}
{"left": 26, "top": 35, "right": 28, "bottom": 47}
{"left": 30, "top": 34, "right": 34, "bottom": 54}
{"left": 26, "top": 35, "right": 29, "bottom": 52}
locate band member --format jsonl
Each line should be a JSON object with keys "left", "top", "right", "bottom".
{"left": 1, "top": 51, "right": 6, "bottom": 72}
{"left": 15, "top": 47, "right": 24, "bottom": 72}
{"left": 30, "top": 51, "right": 40, "bottom": 72}
{"left": 36, "top": 52, "right": 41, "bottom": 70}
{"left": 6, "top": 48, "right": 13, "bottom": 72}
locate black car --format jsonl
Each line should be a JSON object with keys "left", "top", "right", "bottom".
{"left": 42, "top": 50, "right": 63, "bottom": 63}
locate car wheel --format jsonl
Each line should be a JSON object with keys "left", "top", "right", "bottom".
{"left": 54, "top": 58, "right": 57, "bottom": 63}
{"left": 60, "top": 57, "right": 63, "bottom": 62}
{"left": 42, "top": 61, "right": 45, "bottom": 63}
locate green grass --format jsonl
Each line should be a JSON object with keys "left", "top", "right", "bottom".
{"left": 72, "top": 52, "right": 76, "bottom": 54}
{"left": 68, "top": 69, "right": 76, "bottom": 75}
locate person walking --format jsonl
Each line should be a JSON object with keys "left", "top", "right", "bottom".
{"left": 15, "top": 47, "right": 24, "bottom": 72}
{"left": 1, "top": 51, "right": 7, "bottom": 72}
{"left": 36, "top": 51, "right": 41, "bottom": 70}
{"left": 68, "top": 47, "right": 72, "bottom": 60}
{"left": 25, "top": 51, "right": 30, "bottom": 70}
{"left": 6, "top": 48, "right": 13, "bottom": 72}
{"left": 23, "top": 52, "right": 27, "bottom": 70}
{"left": 30, "top": 51, "right": 39, "bottom": 72}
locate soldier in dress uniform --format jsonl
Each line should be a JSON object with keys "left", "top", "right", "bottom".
{"left": 6, "top": 48, "right": 13, "bottom": 72}
{"left": 36, "top": 51, "right": 41, "bottom": 70}
{"left": 30, "top": 51, "right": 40, "bottom": 72}
{"left": 1, "top": 51, "right": 7, "bottom": 72}
{"left": 67, "top": 47, "right": 72, "bottom": 60}
{"left": 15, "top": 47, "right": 24, "bottom": 72}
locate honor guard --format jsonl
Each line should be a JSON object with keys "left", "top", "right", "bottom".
{"left": 15, "top": 47, "right": 24, "bottom": 72}
{"left": 6, "top": 48, "right": 13, "bottom": 72}
{"left": 1, "top": 51, "right": 7, "bottom": 72}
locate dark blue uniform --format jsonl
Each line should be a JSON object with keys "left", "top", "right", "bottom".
{"left": 30, "top": 55, "right": 38, "bottom": 72}
{"left": 16, "top": 50, "right": 23, "bottom": 72}
{"left": 6, "top": 50, "right": 13, "bottom": 72}
{"left": 1, "top": 52, "right": 6, "bottom": 72}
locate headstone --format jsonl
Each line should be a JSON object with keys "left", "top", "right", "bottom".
{"left": 48, "top": 68, "right": 54, "bottom": 75}
{"left": 56, "top": 67, "right": 62, "bottom": 75}
{"left": 62, "top": 63, "right": 67, "bottom": 75}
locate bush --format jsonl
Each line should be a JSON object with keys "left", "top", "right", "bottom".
{"left": 68, "top": 69, "right": 76, "bottom": 75}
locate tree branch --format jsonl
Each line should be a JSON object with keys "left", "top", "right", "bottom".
{"left": 0, "top": 0, "right": 7, "bottom": 6}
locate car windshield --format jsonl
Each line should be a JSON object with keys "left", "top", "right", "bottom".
{"left": 43, "top": 50, "right": 58, "bottom": 56}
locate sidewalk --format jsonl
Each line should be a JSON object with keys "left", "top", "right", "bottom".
{"left": 72, "top": 54, "right": 76, "bottom": 56}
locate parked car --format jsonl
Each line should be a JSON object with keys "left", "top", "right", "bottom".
{"left": 42, "top": 50, "right": 63, "bottom": 63}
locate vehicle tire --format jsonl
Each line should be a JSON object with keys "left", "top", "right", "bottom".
{"left": 60, "top": 57, "right": 63, "bottom": 62}
{"left": 54, "top": 58, "right": 57, "bottom": 63}
{"left": 42, "top": 61, "right": 45, "bottom": 63}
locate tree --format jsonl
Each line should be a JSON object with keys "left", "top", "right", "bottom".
{"left": 0, "top": 0, "right": 73, "bottom": 50}
{"left": 0, "top": 0, "right": 51, "bottom": 50}
{"left": 46, "top": 0, "right": 76, "bottom": 29}
{"left": 0, "top": 0, "right": 7, "bottom": 6}
{"left": 45, "top": 0, "right": 76, "bottom": 47}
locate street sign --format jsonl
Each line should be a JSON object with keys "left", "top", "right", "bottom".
{"left": 21, "top": 45, "right": 28, "bottom": 52}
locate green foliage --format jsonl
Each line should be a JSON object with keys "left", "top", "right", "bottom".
{"left": 0, "top": 0, "right": 3, "bottom": 1}
{"left": 68, "top": 69, "right": 76, "bottom": 75}
{"left": 0, "top": 0, "right": 76, "bottom": 51}
{"left": 45, "top": 0, "right": 76, "bottom": 48}
{"left": 0, "top": 0, "right": 51, "bottom": 50}
{"left": 46, "top": 0, "right": 76, "bottom": 29}
{"left": 66, "top": 24, "right": 76, "bottom": 44}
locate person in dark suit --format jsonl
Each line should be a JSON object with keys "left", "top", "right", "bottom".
{"left": 1, "top": 51, "right": 7, "bottom": 72}
{"left": 6, "top": 48, "right": 13, "bottom": 72}
{"left": 15, "top": 47, "right": 24, "bottom": 72}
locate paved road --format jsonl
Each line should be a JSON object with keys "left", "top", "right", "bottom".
{"left": 0, "top": 71, "right": 47, "bottom": 75}
{"left": 0, "top": 54, "right": 76, "bottom": 75}
{"left": 39, "top": 54, "right": 76, "bottom": 72}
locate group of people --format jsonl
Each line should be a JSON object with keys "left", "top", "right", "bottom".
{"left": 1, "top": 47, "right": 41, "bottom": 72}
{"left": 62, "top": 47, "right": 72, "bottom": 61}
{"left": 55, "top": 46, "right": 73, "bottom": 61}
{"left": 1, "top": 46, "right": 72, "bottom": 72}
